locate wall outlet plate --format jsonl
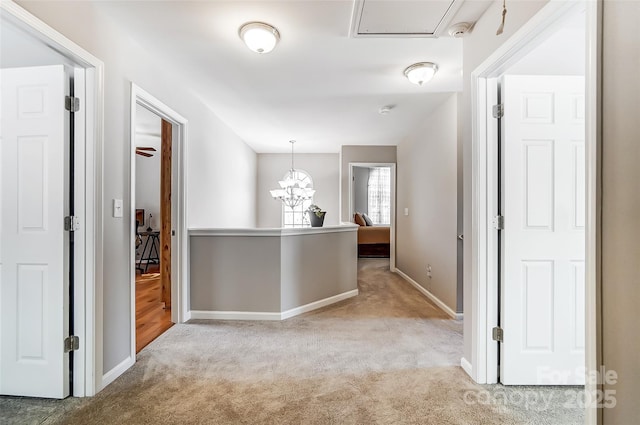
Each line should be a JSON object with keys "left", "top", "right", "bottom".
{"left": 113, "top": 199, "right": 123, "bottom": 218}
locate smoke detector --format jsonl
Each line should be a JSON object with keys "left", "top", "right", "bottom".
{"left": 447, "top": 22, "right": 472, "bottom": 38}
{"left": 379, "top": 105, "right": 395, "bottom": 115}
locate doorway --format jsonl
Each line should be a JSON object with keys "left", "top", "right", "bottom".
{"left": 0, "top": 2, "right": 103, "bottom": 397}
{"left": 129, "top": 84, "right": 188, "bottom": 359}
{"left": 469, "top": 0, "right": 597, "bottom": 404}
{"left": 133, "top": 104, "right": 173, "bottom": 352}
{"left": 348, "top": 163, "right": 396, "bottom": 270}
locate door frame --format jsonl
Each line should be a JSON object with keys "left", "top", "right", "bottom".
{"left": 347, "top": 162, "right": 396, "bottom": 271}
{"left": 469, "top": 0, "right": 600, "bottom": 422}
{"left": 1, "top": 2, "right": 105, "bottom": 396}
{"left": 129, "top": 83, "right": 188, "bottom": 364}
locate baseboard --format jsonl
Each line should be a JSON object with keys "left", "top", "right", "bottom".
{"left": 101, "top": 355, "right": 135, "bottom": 390}
{"left": 394, "top": 268, "right": 463, "bottom": 320}
{"left": 189, "top": 310, "right": 282, "bottom": 321}
{"left": 461, "top": 357, "right": 473, "bottom": 379}
{"left": 188, "top": 289, "right": 359, "bottom": 322}
{"left": 281, "top": 289, "right": 359, "bottom": 320}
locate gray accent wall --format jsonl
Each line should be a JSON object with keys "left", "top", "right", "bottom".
{"left": 189, "top": 228, "right": 358, "bottom": 314}
{"left": 396, "top": 95, "right": 458, "bottom": 313}
{"left": 340, "top": 145, "right": 397, "bottom": 222}
{"left": 18, "top": 2, "right": 258, "bottom": 374}
{"left": 280, "top": 231, "right": 357, "bottom": 311}
{"left": 602, "top": 2, "right": 640, "bottom": 422}
{"left": 190, "top": 236, "right": 282, "bottom": 312}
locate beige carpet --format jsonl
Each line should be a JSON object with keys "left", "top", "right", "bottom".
{"left": 2, "top": 259, "right": 583, "bottom": 424}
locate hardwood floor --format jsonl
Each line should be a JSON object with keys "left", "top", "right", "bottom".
{"left": 136, "top": 264, "right": 173, "bottom": 353}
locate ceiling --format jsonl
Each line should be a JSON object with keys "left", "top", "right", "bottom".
{"left": 100, "top": 2, "right": 488, "bottom": 152}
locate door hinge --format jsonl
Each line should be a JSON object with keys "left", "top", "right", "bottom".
{"left": 65, "top": 96, "right": 80, "bottom": 112}
{"left": 64, "top": 216, "right": 80, "bottom": 232}
{"left": 492, "top": 103, "right": 504, "bottom": 119}
{"left": 493, "top": 215, "right": 504, "bottom": 230}
{"left": 64, "top": 336, "right": 79, "bottom": 352}
{"left": 492, "top": 327, "right": 504, "bottom": 342}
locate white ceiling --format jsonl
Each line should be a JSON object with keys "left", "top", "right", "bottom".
{"left": 100, "top": 2, "right": 488, "bottom": 152}
{"left": 96, "top": 0, "right": 491, "bottom": 153}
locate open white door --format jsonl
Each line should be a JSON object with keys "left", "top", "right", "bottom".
{"left": 1, "top": 65, "right": 70, "bottom": 398}
{"left": 501, "top": 75, "right": 585, "bottom": 385}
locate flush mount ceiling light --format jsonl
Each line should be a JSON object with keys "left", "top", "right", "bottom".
{"left": 239, "top": 21, "right": 280, "bottom": 54}
{"left": 403, "top": 62, "right": 439, "bottom": 86}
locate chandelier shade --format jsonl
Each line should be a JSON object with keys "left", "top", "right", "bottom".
{"left": 270, "top": 141, "right": 315, "bottom": 209}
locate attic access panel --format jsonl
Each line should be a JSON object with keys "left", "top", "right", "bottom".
{"left": 350, "top": 0, "right": 463, "bottom": 38}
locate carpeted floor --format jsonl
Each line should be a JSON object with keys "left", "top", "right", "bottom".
{"left": 1, "top": 259, "right": 584, "bottom": 424}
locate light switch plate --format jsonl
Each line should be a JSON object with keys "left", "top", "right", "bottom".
{"left": 404, "top": 208, "right": 409, "bottom": 216}
{"left": 113, "top": 199, "right": 123, "bottom": 218}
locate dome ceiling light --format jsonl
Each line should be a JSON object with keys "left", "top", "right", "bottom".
{"left": 403, "top": 62, "right": 439, "bottom": 86}
{"left": 239, "top": 22, "right": 280, "bottom": 54}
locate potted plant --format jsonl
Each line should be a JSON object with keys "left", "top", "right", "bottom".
{"left": 306, "top": 204, "right": 326, "bottom": 227}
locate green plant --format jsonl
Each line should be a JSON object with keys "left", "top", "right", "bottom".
{"left": 307, "top": 204, "right": 325, "bottom": 218}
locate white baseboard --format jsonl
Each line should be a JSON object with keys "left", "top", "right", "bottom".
{"left": 188, "top": 289, "right": 359, "bottom": 322}
{"left": 281, "top": 289, "right": 358, "bottom": 320}
{"left": 189, "top": 310, "right": 282, "bottom": 321}
{"left": 394, "top": 268, "right": 463, "bottom": 320}
{"left": 101, "top": 355, "right": 134, "bottom": 390}
{"left": 461, "top": 357, "right": 473, "bottom": 379}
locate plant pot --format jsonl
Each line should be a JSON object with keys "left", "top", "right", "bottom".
{"left": 308, "top": 211, "right": 326, "bottom": 227}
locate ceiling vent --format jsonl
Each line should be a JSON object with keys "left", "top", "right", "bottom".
{"left": 349, "top": 0, "right": 464, "bottom": 38}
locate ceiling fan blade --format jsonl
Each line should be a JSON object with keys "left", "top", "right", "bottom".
{"left": 136, "top": 147, "right": 157, "bottom": 151}
{"left": 136, "top": 150, "right": 153, "bottom": 157}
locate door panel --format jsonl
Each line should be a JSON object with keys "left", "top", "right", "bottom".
{"left": 501, "top": 75, "right": 585, "bottom": 385}
{"left": 1, "top": 65, "right": 70, "bottom": 398}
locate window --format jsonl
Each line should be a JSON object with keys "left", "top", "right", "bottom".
{"left": 282, "top": 170, "right": 313, "bottom": 228}
{"left": 367, "top": 167, "right": 391, "bottom": 225}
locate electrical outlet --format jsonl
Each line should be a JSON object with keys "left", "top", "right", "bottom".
{"left": 427, "top": 264, "right": 432, "bottom": 278}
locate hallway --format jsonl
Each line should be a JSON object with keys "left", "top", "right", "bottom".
{"left": 1, "top": 260, "right": 582, "bottom": 424}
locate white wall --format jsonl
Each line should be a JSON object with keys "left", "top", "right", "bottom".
{"left": 352, "top": 166, "right": 370, "bottom": 216}
{"left": 134, "top": 104, "right": 161, "bottom": 231}
{"left": 257, "top": 153, "right": 339, "bottom": 228}
{"left": 17, "top": 1, "right": 257, "bottom": 375}
{"left": 396, "top": 95, "right": 458, "bottom": 312}
{"left": 460, "top": 0, "right": 548, "bottom": 368}
{"left": 0, "top": 16, "right": 74, "bottom": 68}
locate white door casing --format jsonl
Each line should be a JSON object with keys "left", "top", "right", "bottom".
{"left": 501, "top": 75, "right": 585, "bottom": 385}
{"left": 0, "top": 65, "right": 70, "bottom": 398}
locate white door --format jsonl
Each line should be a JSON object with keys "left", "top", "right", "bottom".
{"left": 0, "top": 65, "right": 70, "bottom": 398}
{"left": 501, "top": 75, "right": 585, "bottom": 385}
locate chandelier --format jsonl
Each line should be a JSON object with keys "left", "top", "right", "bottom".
{"left": 270, "top": 140, "right": 315, "bottom": 209}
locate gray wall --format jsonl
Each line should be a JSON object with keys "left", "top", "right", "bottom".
{"left": 460, "top": 0, "right": 548, "bottom": 369}
{"left": 256, "top": 153, "right": 340, "bottom": 228}
{"left": 340, "top": 145, "right": 396, "bottom": 222}
{"left": 18, "top": 1, "right": 258, "bottom": 374}
{"left": 190, "top": 236, "right": 282, "bottom": 312}
{"left": 396, "top": 95, "right": 459, "bottom": 313}
{"left": 352, "top": 166, "right": 370, "bottom": 216}
{"left": 601, "top": 1, "right": 640, "bottom": 422}
{"left": 280, "top": 232, "right": 357, "bottom": 311}
{"left": 189, "top": 230, "right": 358, "bottom": 314}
